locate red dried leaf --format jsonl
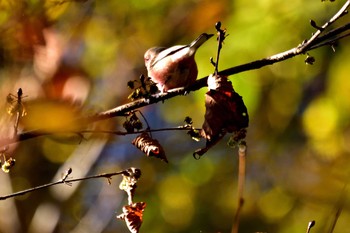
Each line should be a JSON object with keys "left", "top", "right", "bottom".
{"left": 117, "top": 202, "right": 147, "bottom": 233}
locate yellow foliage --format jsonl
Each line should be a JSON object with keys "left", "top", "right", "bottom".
{"left": 21, "top": 99, "right": 83, "bottom": 132}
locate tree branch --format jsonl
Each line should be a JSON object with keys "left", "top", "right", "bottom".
{"left": 0, "top": 168, "right": 127, "bottom": 200}
{"left": 297, "top": 0, "right": 349, "bottom": 53}
{"left": 0, "top": 1, "right": 349, "bottom": 147}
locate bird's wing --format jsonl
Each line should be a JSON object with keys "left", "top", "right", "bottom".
{"left": 151, "top": 45, "right": 188, "bottom": 67}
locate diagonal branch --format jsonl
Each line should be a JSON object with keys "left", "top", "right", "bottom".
{"left": 296, "top": 0, "right": 349, "bottom": 53}
{"left": 0, "top": 168, "right": 127, "bottom": 200}
{"left": 0, "top": 1, "right": 349, "bottom": 147}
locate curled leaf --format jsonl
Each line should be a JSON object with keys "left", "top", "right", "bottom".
{"left": 202, "top": 74, "right": 249, "bottom": 140}
{"left": 117, "top": 202, "right": 146, "bottom": 233}
{"left": 197, "top": 74, "right": 249, "bottom": 156}
{"left": 123, "top": 112, "right": 143, "bottom": 133}
{"left": 132, "top": 132, "right": 168, "bottom": 163}
{"left": 305, "top": 54, "right": 315, "bottom": 65}
{"left": 127, "top": 75, "right": 158, "bottom": 100}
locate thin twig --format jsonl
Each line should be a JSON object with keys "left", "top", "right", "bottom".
{"left": 327, "top": 185, "right": 347, "bottom": 233}
{"left": 214, "top": 21, "right": 227, "bottom": 74}
{"left": 0, "top": 2, "right": 349, "bottom": 147}
{"left": 309, "top": 31, "right": 350, "bottom": 50}
{"left": 79, "top": 126, "right": 201, "bottom": 135}
{"left": 135, "top": 110, "right": 152, "bottom": 137}
{"left": 306, "top": 220, "right": 316, "bottom": 233}
{"left": 296, "top": 0, "right": 349, "bottom": 53}
{"left": 0, "top": 169, "right": 127, "bottom": 200}
{"left": 311, "top": 22, "right": 350, "bottom": 46}
{"left": 328, "top": 206, "right": 343, "bottom": 233}
{"left": 232, "top": 141, "right": 247, "bottom": 233}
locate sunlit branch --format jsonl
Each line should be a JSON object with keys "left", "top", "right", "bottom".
{"left": 297, "top": 0, "right": 349, "bottom": 52}
{"left": 0, "top": 169, "right": 127, "bottom": 201}
{"left": 81, "top": 2, "right": 350, "bottom": 122}
{"left": 0, "top": 1, "right": 349, "bottom": 147}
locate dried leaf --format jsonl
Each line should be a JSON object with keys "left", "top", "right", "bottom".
{"left": 132, "top": 132, "right": 168, "bottom": 163}
{"left": 197, "top": 74, "right": 249, "bottom": 156}
{"left": 127, "top": 75, "right": 158, "bottom": 100}
{"left": 117, "top": 202, "right": 146, "bottom": 233}
{"left": 123, "top": 112, "right": 143, "bottom": 133}
{"left": 119, "top": 168, "right": 142, "bottom": 204}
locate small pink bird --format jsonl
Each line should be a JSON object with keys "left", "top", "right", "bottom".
{"left": 144, "top": 33, "right": 213, "bottom": 92}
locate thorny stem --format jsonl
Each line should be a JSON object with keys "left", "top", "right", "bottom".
{"left": 0, "top": 169, "right": 127, "bottom": 200}
{"left": 232, "top": 141, "right": 246, "bottom": 233}
{"left": 0, "top": 1, "right": 349, "bottom": 147}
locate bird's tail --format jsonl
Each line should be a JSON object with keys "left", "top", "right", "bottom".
{"left": 189, "top": 33, "right": 214, "bottom": 51}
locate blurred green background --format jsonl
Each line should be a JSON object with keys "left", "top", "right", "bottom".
{"left": 0, "top": 0, "right": 350, "bottom": 232}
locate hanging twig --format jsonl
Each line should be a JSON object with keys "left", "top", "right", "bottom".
{"left": 231, "top": 141, "right": 247, "bottom": 233}
{"left": 327, "top": 185, "right": 347, "bottom": 233}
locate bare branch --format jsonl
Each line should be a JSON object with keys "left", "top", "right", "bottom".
{"left": 297, "top": 0, "right": 349, "bottom": 53}
{"left": 0, "top": 168, "right": 127, "bottom": 200}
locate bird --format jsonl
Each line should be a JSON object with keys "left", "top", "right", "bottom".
{"left": 144, "top": 33, "right": 214, "bottom": 92}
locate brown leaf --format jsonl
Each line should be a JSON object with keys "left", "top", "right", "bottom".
{"left": 197, "top": 74, "right": 249, "bottom": 156}
{"left": 117, "top": 202, "right": 147, "bottom": 233}
{"left": 132, "top": 132, "right": 168, "bottom": 163}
